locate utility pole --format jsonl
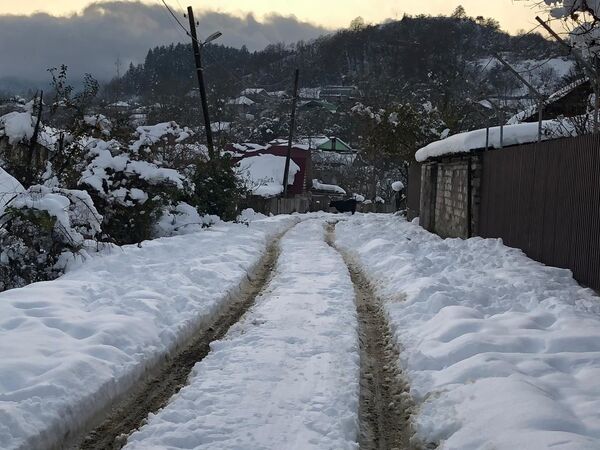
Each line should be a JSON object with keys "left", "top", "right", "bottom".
{"left": 188, "top": 6, "right": 215, "bottom": 159}
{"left": 27, "top": 91, "right": 43, "bottom": 186}
{"left": 535, "top": 16, "right": 600, "bottom": 133}
{"left": 283, "top": 69, "right": 300, "bottom": 197}
{"left": 494, "top": 53, "right": 545, "bottom": 142}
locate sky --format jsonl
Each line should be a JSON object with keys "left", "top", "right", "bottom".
{"left": 1, "top": 0, "right": 542, "bottom": 33}
{"left": 0, "top": 0, "right": 546, "bottom": 88}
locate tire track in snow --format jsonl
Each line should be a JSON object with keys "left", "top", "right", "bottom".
{"left": 327, "top": 221, "right": 422, "bottom": 450}
{"left": 71, "top": 230, "right": 287, "bottom": 450}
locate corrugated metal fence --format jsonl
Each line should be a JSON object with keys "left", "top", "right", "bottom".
{"left": 479, "top": 134, "right": 600, "bottom": 290}
{"left": 407, "top": 162, "right": 422, "bottom": 221}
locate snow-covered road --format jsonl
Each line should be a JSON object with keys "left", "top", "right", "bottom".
{"left": 0, "top": 216, "right": 297, "bottom": 450}
{"left": 336, "top": 214, "right": 600, "bottom": 450}
{"left": 3, "top": 212, "right": 600, "bottom": 450}
{"left": 125, "top": 219, "right": 361, "bottom": 450}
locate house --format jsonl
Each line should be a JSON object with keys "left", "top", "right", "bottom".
{"left": 508, "top": 77, "right": 591, "bottom": 125}
{"left": 320, "top": 85, "right": 361, "bottom": 103}
{"left": 227, "top": 96, "right": 256, "bottom": 117}
{"left": 240, "top": 88, "right": 271, "bottom": 103}
{"left": 302, "top": 136, "right": 357, "bottom": 186}
{"left": 226, "top": 140, "right": 313, "bottom": 196}
{"left": 299, "top": 88, "right": 321, "bottom": 100}
{"left": 298, "top": 99, "right": 337, "bottom": 113}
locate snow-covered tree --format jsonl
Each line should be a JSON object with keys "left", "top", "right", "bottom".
{"left": 540, "top": 1, "right": 600, "bottom": 58}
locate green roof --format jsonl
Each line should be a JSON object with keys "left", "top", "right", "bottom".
{"left": 317, "top": 138, "right": 353, "bottom": 153}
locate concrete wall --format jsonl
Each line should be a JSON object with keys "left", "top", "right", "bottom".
{"left": 420, "top": 155, "right": 481, "bottom": 239}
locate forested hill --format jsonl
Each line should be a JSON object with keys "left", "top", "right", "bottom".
{"left": 113, "top": 11, "right": 564, "bottom": 105}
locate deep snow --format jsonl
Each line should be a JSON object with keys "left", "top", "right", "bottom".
{"left": 0, "top": 215, "right": 297, "bottom": 450}
{"left": 336, "top": 214, "right": 600, "bottom": 450}
{"left": 125, "top": 219, "right": 360, "bottom": 450}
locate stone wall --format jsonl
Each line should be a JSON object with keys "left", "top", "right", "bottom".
{"left": 419, "top": 155, "right": 482, "bottom": 239}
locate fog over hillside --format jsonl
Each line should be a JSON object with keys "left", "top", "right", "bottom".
{"left": 0, "top": 1, "right": 329, "bottom": 88}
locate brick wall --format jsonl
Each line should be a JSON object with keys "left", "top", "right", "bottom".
{"left": 419, "top": 155, "right": 482, "bottom": 239}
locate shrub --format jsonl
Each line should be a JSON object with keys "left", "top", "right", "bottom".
{"left": 78, "top": 137, "right": 191, "bottom": 244}
{"left": 192, "top": 155, "right": 247, "bottom": 221}
{"left": 0, "top": 186, "right": 103, "bottom": 291}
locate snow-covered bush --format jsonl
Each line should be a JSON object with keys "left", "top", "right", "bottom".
{"left": 154, "top": 201, "right": 220, "bottom": 237}
{"left": 78, "top": 137, "right": 191, "bottom": 244}
{"left": 0, "top": 185, "right": 103, "bottom": 291}
{"left": 192, "top": 155, "right": 248, "bottom": 221}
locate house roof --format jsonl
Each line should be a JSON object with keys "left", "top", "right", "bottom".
{"left": 298, "top": 136, "right": 354, "bottom": 152}
{"left": 241, "top": 88, "right": 268, "bottom": 96}
{"left": 298, "top": 99, "right": 337, "bottom": 113}
{"left": 507, "top": 77, "right": 590, "bottom": 125}
{"left": 227, "top": 96, "right": 255, "bottom": 106}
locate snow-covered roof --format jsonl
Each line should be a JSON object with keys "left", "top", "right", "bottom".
{"left": 267, "top": 91, "right": 288, "bottom": 98}
{"left": 299, "top": 88, "right": 321, "bottom": 99}
{"left": 312, "top": 179, "right": 346, "bottom": 195}
{"left": 227, "top": 96, "right": 255, "bottom": 106}
{"left": 237, "top": 154, "right": 300, "bottom": 198}
{"left": 240, "top": 88, "right": 268, "bottom": 96}
{"left": 415, "top": 120, "right": 576, "bottom": 162}
{"left": 211, "top": 121, "right": 231, "bottom": 133}
{"left": 109, "top": 101, "right": 131, "bottom": 108}
{"left": 507, "top": 77, "right": 590, "bottom": 125}
{"left": 231, "top": 142, "right": 268, "bottom": 153}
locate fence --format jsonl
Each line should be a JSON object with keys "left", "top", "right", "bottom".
{"left": 407, "top": 162, "right": 421, "bottom": 220}
{"left": 479, "top": 134, "right": 600, "bottom": 291}
{"left": 241, "top": 196, "right": 311, "bottom": 215}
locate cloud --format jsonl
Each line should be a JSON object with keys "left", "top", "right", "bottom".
{"left": 0, "top": 1, "right": 329, "bottom": 87}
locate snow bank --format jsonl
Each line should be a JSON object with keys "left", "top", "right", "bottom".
{"left": 237, "top": 207, "right": 267, "bottom": 223}
{"left": 0, "top": 216, "right": 298, "bottom": 450}
{"left": 336, "top": 215, "right": 600, "bottom": 449}
{"left": 154, "top": 202, "right": 220, "bottom": 237}
{"left": 415, "top": 120, "right": 575, "bottom": 162}
{"left": 125, "top": 219, "right": 360, "bottom": 450}
{"left": 237, "top": 154, "right": 300, "bottom": 197}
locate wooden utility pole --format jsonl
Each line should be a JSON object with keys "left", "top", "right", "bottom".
{"left": 535, "top": 16, "right": 600, "bottom": 133}
{"left": 494, "top": 53, "right": 545, "bottom": 142}
{"left": 188, "top": 6, "right": 215, "bottom": 159}
{"left": 283, "top": 69, "right": 300, "bottom": 197}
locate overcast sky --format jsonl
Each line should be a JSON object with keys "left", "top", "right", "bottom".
{"left": 0, "top": 0, "right": 543, "bottom": 87}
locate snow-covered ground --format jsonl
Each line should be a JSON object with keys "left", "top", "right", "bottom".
{"left": 0, "top": 216, "right": 297, "bottom": 450}
{"left": 125, "top": 219, "right": 360, "bottom": 450}
{"left": 336, "top": 214, "right": 600, "bottom": 450}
